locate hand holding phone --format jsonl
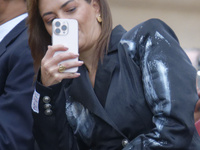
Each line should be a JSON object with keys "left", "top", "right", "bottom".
{"left": 52, "top": 19, "right": 79, "bottom": 72}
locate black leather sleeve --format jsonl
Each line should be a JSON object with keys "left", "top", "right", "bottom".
{"left": 32, "top": 78, "right": 80, "bottom": 150}
{"left": 121, "top": 19, "right": 199, "bottom": 149}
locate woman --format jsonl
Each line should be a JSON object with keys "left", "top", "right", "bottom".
{"left": 27, "top": 0, "right": 200, "bottom": 149}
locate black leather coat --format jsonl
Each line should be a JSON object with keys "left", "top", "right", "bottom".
{"left": 32, "top": 19, "right": 200, "bottom": 150}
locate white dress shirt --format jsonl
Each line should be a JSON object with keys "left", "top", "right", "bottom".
{"left": 0, "top": 13, "right": 28, "bottom": 42}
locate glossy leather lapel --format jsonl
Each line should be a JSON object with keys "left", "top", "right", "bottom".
{"left": 68, "top": 64, "right": 127, "bottom": 138}
{"left": 0, "top": 19, "right": 27, "bottom": 57}
{"left": 94, "top": 55, "right": 116, "bottom": 107}
{"left": 67, "top": 25, "right": 127, "bottom": 138}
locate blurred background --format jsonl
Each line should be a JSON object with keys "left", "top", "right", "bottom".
{"left": 108, "top": 0, "right": 200, "bottom": 69}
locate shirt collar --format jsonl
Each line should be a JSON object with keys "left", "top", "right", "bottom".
{"left": 0, "top": 13, "right": 28, "bottom": 42}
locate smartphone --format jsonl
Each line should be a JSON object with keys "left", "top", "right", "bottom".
{"left": 52, "top": 18, "right": 78, "bottom": 72}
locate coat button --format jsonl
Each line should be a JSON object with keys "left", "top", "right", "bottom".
{"left": 43, "top": 96, "right": 51, "bottom": 103}
{"left": 44, "top": 104, "right": 52, "bottom": 109}
{"left": 122, "top": 139, "right": 129, "bottom": 147}
{"left": 44, "top": 109, "right": 53, "bottom": 116}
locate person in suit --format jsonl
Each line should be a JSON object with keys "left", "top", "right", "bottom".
{"left": 27, "top": 0, "right": 200, "bottom": 149}
{"left": 0, "top": 0, "right": 35, "bottom": 149}
{"left": 185, "top": 49, "right": 200, "bottom": 135}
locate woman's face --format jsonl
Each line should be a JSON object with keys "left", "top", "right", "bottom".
{"left": 39, "top": 0, "right": 101, "bottom": 52}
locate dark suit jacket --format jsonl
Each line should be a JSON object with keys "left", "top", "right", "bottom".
{"left": 33, "top": 19, "right": 200, "bottom": 150}
{"left": 0, "top": 19, "right": 35, "bottom": 150}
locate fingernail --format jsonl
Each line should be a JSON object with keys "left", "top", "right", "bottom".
{"left": 64, "top": 47, "right": 68, "bottom": 50}
{"left": 74, "top": 53, "right": 79, "bottom": 57}
{"left": 74, "top": 73, "right": 80, "bottom": 76}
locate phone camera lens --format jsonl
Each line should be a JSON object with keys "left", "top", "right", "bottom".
{"left": 55, "top": 28, "right": 61, "bottom": 34}
{"left": 62, "top": 25, "right": 67, "bottom": 31}
{"left": 55, "top": 21, "right": 61, "bottom": 27}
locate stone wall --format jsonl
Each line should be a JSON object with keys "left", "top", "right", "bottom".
{"left": 108, "top": 0, "right": 200, "bottom": 50}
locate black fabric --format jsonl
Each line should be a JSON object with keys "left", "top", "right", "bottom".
{"left": 33, "top": 19, "right": 200, "bottom": 150}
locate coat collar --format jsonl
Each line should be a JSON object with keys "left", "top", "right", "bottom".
{"left": 67, "top": 26, "right": 128, "bottom": 138}
{"left": 108, "top": 25, "right": 127, "bottom": 53}
{"left": 0, "top": 19, "right": 27, "bottom": 57}
{"left": 68, "top": 65, "right": 127, "bottom": 138}
{"left": 69, "top": 24, "right": 127, "bottom": 110}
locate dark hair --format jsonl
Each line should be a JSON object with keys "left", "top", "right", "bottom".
{"left": 27, "top": 0, "right": 112, "bottom": 72}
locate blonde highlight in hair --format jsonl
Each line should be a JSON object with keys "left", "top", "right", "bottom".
{"left": 97, "top": 0, "right": 112, "bottom": 61}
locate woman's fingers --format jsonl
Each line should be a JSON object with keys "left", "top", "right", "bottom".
{"left": 41, "top": 70, "right": 81, "bottom": 87}
{"left": 40, "top": 44, "right": 83, "bottom": 86}
{"left": 41, "top": 45, "right": 68, "bottom": 70}
{"left": 58, "top": 72, "right": 81, "bottom": 80}
{"left": 42, "top": 45, "right": 79, "bottom": 69}
{"left": 53, "top": 52, "right": 79, "bottom": 66}
{"left": 58, "top": 60, "right": 83, "bottom": 71}
{"left": 45, "top": 45, "right": 68, "bottom": 58}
